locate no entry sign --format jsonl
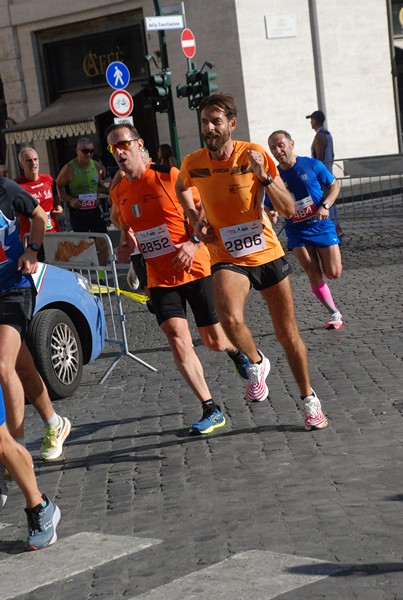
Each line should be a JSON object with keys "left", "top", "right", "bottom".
{"left": 181, "top": 28, "right": 196, "bottom": 59}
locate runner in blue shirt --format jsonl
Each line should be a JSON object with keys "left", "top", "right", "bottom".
{"left": 0, "top": 177, "right": 60, "bottom": 550}
{"left": 267, "top": 130, "right": 343, "bottom": 330}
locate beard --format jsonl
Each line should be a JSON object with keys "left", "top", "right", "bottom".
{"left": 204, "top": 128, "right": 231, "bottom": 152}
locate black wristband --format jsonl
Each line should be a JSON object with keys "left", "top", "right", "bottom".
{"left": 260, "top": 174, "right": 273, "bottom": 186}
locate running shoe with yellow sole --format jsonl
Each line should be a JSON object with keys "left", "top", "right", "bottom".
{"left": 40, "top": 416, "right": 71, "bottom": 460}
{"left": 190, "top": 407, "right": 226, "bottom": 435}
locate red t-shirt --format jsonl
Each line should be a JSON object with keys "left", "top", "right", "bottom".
{"left": 15, "top": 173, "right": 60, "bottom": 238}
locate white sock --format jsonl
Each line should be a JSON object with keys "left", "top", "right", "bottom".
{"left": 44, "top": 412, "right": 60, "bottom": 429}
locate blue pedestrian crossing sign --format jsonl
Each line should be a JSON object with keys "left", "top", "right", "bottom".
{"left": 106, "top": 61, "right": 130, "bottom": 90}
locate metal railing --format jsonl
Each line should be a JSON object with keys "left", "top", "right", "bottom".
{"left": 333, "top": 156, "right": 403, "bottom": 218}
{"left": 42, "top": 232, "right": 157, "bottom": 383}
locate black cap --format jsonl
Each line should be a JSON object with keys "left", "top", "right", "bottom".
{"left": 306, "top": 110, "right": 326, "bottom": 122}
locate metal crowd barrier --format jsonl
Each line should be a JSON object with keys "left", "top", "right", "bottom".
{"left": 333, "top": 156, "right": 403, "bottom": 218}
{"left": 42, "top": 231, "right": 157, "bottom": 383}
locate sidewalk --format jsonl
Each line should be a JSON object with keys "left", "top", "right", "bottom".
{"left": 1, "top": 213, "right": 402, "bottom": 599}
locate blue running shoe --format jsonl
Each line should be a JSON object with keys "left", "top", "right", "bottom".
{"left": 227, "top": 350, "right": 250, "bottom": 380}
{"left": 190, "top": 407, "right": 226, "bottom": 435}
{"left": 25, "top": 495, "right": 61, "bottom": 551}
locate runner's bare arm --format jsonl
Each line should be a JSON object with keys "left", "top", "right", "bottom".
{"left": 18, "top": 205, "right": 47, "bottom": 273}
{"left": 316, "top": 178, "right": 341, "bottom": 220}
{"left": 312, "top": 131, "right": 328, "bottom": 162}
{"left": 56, "top": 164, "right": 80, "bottom": 209}
{"left": 175, "top": 176, "right": 216, "bottom": 243}
{"left": 264, "top": 175, "right": 295, "bottom": 219}
{"left": 175, "top": 175, "right": 199, "bottom": 229}
{"left": 95, "top": 161, "right": 109, "bottom": 195}
{"left": 247, "top": 150, "right": 294, "bottom": 218}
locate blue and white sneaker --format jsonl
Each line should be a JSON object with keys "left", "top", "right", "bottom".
{"left": 25, "top": 495, "right": 61, "bottom": 551}
{"left": 190, "top": 406, "right": 226, "bottom": 435}
{"left": 0, "top": 464, "right": 8, "bottom": 509}
{"left": 228, "top": 351, "right": 250, "bottom": 380}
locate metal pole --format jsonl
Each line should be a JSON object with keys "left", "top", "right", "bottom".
{"left": 153, "top": 0, "right": 181, "bottom": 164}
{"left": 386, "top": 0, "right": 403, "bottom": 152}
{"left": 308, "top": 0, "right": 327, "bottom": 116}
{"left": 180, "top": 2, "right": 203, "bottom": 149}
{"left": 181, "top": 1, "right": 192, "bottom": 72}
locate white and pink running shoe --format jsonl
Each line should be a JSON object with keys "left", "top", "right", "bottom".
{"left": 246, "top": 351, "right": 270, "bottom": 402}
{"left": 303, "top": 390, "right": 328, "bottom": 430}
{"left": 325, "top": 311, "right": 343, "bottom": 330}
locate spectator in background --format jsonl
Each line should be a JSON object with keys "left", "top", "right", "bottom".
{"left": 0, "top": 165, "right": 8, "bottom": 177}
{"left": 16, "top": 147, "right": 62, "bottom": 260}
{"left": 306, "top": 110, "right": 343, "bottom": 237}
{"left": 157, "top": 143, "right": 177, "bottom": 169}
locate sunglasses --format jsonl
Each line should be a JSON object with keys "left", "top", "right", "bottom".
{"left": 107, "top": 139, "right": 139, "bottom": 154}
{"left": 80, "top": 148, "right": 94, "bottom": 154}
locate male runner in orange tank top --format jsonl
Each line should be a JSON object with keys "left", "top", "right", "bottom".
{"left": 176, "top": 93, "right": 329, "bottom": 431}
{"left": 106, "top": 122, "right": 251, "bottom": 435}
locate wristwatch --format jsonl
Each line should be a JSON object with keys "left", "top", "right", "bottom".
{"left": 260, "top": 174, "right": 273, "bottom": 186}
{"left": 189, "top": 234, "right": 201, "bottom": 245}
{"left": 27, "top": 242, "right": 40, "bottom": 252}
{"left": 320, "top": 201, "right": 331, "bottom": 210}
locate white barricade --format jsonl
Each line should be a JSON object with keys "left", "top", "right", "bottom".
{"left": 41, "top": 231, "right": 157, "bottom": 383}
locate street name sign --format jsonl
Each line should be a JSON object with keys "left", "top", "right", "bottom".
{"left": 145, "top": 15, "right": 184, "bottom": 31}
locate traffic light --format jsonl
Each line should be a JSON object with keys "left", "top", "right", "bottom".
{"left": 176, "top": 68, "right": 203, "bottom": 110}
{"left": 176, "top": 62, "right": 219, "bottom": 111}
{"left": 176, "top": 83, "right": 191, "bottom": 98}
{"left": 201, "top": 70, "right": 218, "bottom": 96}
{"left": 187, "top": 69, "right": 203, "bottom": 110}
{"left": 146, "top": 70, "right": 171, "bottom": 113}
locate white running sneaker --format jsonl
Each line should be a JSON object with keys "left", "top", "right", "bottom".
{"left": 246, "top": 351, "right": 271, "bottom": 402}
{"left": 0, "top": 463, "right": 8, "bottom": 509}
{"left": 40, "top": 416, "right": 71, "bottom": 460}
{"left": 303, "top": 390, "right": 328, "bottom": 430}
{"left": 325, "top": 311, "right": 343, "bottom": 330}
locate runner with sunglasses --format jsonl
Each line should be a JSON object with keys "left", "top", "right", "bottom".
{"left": 56, "top": 137, "right": 108, "bottom": 234}
{"left": 106, "top": 123, "right": 252, "bottom": 435}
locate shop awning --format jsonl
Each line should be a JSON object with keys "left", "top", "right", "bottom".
{"left": 3, "top": 84, "right": 141, "bottom": 144}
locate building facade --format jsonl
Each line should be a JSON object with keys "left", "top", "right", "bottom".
{"left": 0, "top": 0, "right": 401, "bottom": 177}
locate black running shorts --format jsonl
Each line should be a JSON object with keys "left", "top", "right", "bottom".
{"left": 211, "top": 256, "right": 292, "bottom": 291}
{"left": 0, "top": 286, "right": 36, "bottom": 339}
{"left": 69, "top": 208, "right": 107, "bottom": 233}
{"left": 148, "top": 276, "right": 219, "bottom": 327}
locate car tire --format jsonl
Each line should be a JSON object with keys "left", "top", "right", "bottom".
{"left": 27, "top": 308, "right": 83, "bottom": 400}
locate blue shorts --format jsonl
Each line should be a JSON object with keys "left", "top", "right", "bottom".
{"left": 0, "top": 386, "right": 5, "bottom": 427}
{"left": 286, "top": 218, "right": 340, "bottom": 250}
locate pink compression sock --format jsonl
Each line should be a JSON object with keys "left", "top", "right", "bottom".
{"left": 311, "top": 281, "right": 338, "bottom": 314}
